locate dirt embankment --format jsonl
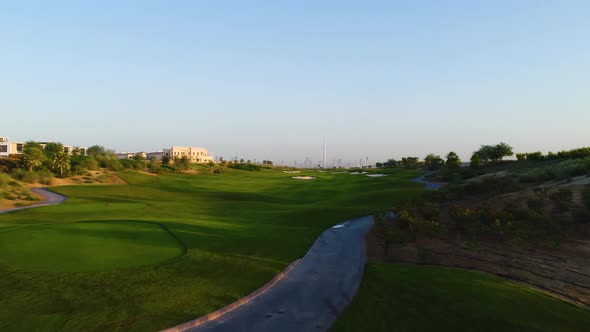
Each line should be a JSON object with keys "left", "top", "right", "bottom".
{"left": 367, "top": 229, "right": 590, "bottom": 308}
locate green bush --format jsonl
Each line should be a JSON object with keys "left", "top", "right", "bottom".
{"left": 520, "top": 158, "right": 590, "bottom": 183}
{"left": 463, "top": 177, "right": 519, "bottom": 196}
{"left": 228, "top": 163, "right": 261, "bottom": 171}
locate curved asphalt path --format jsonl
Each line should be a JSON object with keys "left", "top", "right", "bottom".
{"left": 0, "top": 188, "right": 66, "bottom": 214}
{"left": 164, "top": 173, "right": 441, "bottom": 332}
{"left": 163, "top": 216, "right": 373, "bottom": 332}
{"left": 412, "top": 173, "right": 443, "bottom": 190}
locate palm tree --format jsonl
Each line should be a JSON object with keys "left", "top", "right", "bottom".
{"left": 22, "top": 146, "right": 45, "bottom": 171}
{"left": 52, "top": 151, "right": 71, "bottom": 176}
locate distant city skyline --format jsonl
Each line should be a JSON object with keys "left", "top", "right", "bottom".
{"left": 2, "top": 2, "right": 590, "bottom": 162}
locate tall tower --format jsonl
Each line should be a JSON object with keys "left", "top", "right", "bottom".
{"left": 322, "top": 138, "right": 327, "bottom": 168}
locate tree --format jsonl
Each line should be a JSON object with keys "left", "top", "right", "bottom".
{"left": 22, "top": 142, "right": 45, "bottom": 171}
{"left": 424, "top": 154, "right": 444, "bottom": 170}
{"left": 86, "top": 145, "right": 107, "bottom": 158}
{"left": 52, "top": 151, "right": 71, "bottom": 176}
{"left": 132, "top": 154, "right": 147, "bottom": 170}
{"left": 173, "top": 156, "right": 191, "bottom": 172}
{"left": 470, "top": 153, "right": 482, "bottom": 168}
{"left": 445, "top": 152, "right": 461, "bottom": 168}
{"left": 162, "top": 155, "right": 171, "bottom": 165}
{"left": 472, "top": 142, "right": 514, "bottom": 166}
{"left": 491, "top": 142, "right": 513, "bottom": 161}
{"left": 401, "top": 157, "right": 420, "bottom": 169}
{"left": 383, "top": 159, "right": 398, "bottom": 168}
{"left": 43, "top": 142, "right": 64, "bottom": 158}
{"left": 148, "top": 158, "right": 161, "bottom": 173}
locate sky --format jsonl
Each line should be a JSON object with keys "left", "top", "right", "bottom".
{"left": 1, "top": 1, "right": 589, "bottom": 164}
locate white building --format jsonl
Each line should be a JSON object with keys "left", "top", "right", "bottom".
{"left": 115, "top": 152, "right": 147, "bottom": 160}
{"left": 0, "top": 137, "right": 86, "bottom": 157}
{"left": 146, "top": 151, "right": 163, "bottom": 160}
{"left": 0, "top": 137, "right": 10, "bottom": 157}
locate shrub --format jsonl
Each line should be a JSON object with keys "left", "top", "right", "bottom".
{"left": 582, "top": 186, "right": 590, "bottom": 210}
{"left": 3, "top": 192, "right": 16, "bottom": 200}
{"left": 80, "top": 158, "right": 100, "bottom": 170}
{"left": 527, "top": 199, "right": 544, "bottom": 212}
{"left": 573, "top": 208, "right": 590, "bottom": 224}
{"left": 37, "top": 169, "right": 54, "bottom": 185}
{"left": 0, "top": 173, "right": 9, "bottom": 187}
{"left": 549, "top": 189, "right": 574, "bottom": 212}
{"left": 449, "top": 206, "right": 478, "bottom": 231}
{"left": 12, "top": 169, "right": 38, "bottom": 183}
{"left": 228, "top": 163, "right": 261, "bottom": 171}
{"left": 463, "top": 177, "right": 519, "bottom": 196}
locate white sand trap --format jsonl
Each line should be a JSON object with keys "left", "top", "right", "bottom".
{"left": 331, "top": 171, "right": 347, "bottom": 174}
{"left": 349, "top": 172, "right": 368, "bottom": 175}
{"left": 292, "top": 176, "right": 317, "bottom": 180}
{"left": 366, "top": 174, "right": 388, "bottom": 177}
{"left": 283, "top": 171, "right": 301, "bottom": 174}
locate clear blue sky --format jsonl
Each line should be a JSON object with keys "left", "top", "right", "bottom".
{"left": 2, "top": 1, "right": 589, "bottom": 163}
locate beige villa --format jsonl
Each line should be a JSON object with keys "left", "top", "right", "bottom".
{"left": 163, "top": 146, "right": 214, "bottom": 163}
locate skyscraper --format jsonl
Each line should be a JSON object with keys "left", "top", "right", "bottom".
{"left": 322, "top": 138, "right": 327, "bottom": 168}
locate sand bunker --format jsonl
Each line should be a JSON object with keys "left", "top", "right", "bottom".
{"left": 349, "top": 172, "right": 368, "bottom": 175}
{"left": 283, "top": 171, "right": 301, "bottom": 174}
{"left": 366, "top": 174, "right": 388, "bottom": 177}
{"left": 292, "top": 176, "right": 317, "bottom": 180}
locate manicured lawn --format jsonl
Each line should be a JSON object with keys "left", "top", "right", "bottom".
{"left": 0, "top": 168, "right": 423, "bottom": 331}
{"left": 0, "top": 221, "right": 184, "bottom": 272}
{"left": 332, "top": 263, "right": 590, "bottom": 332}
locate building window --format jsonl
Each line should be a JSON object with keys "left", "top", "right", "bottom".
{"left": 0, "top": 145, "right": 7, "bottom": 153}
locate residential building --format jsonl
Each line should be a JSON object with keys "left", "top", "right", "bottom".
{"left": 0, "top": 137, "right": 86, "bottom": 156}
{"left": 163, "top": 146, "right": 214, "bottom": 163}
{"left": 0, "top": 137, "right": 9, "bottom": 157}
{"left": 115, "top": 152, "right": 135, "bottom": 160}
{"left": 115, "top": 152, "right": 147, "bottom": 160}
{"left": 146, "top": 151, "right": 163, "bottom": 160}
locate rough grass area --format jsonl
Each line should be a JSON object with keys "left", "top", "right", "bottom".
{"left": 0, "top": 168, "right": 423, "bottom": 331}
{"left": 332, "top": 263, "right": 590, "bottom": 332}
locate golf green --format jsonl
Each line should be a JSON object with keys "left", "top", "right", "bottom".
{"left": 0, "top": 221, "right": 184, "bottom": 272}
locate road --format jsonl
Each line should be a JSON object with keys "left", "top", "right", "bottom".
{"left": 412, "top": 173, "right": 443, "bottom": 190}
{"left": 0, "top": 188, "right": 66, "bottom": 214}
{"left": 163, "top": 216, "right": 374, "bottom": 332}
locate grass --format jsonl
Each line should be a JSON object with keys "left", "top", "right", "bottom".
{"left": 332, "top": 263, "right": 590, "bottom": 332}
{"left": 0, "top": 221, "right": 184, "bottom": 272}
{"left": 0, "top": 168, "right": 424, "bottom": 331}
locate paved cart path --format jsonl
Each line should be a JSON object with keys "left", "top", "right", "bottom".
{"left": 163, "top": 216, "right": 374, "bottom": 332}
{"left": 0, "top": 188, "right": 66, "bottom": 214}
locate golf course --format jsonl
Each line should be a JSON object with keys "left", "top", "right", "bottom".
{"left": 0, "top": 168, "right": 423, "bottom": 331}
{"left": 0, "top": 168, "right": 589, "bottom": 331}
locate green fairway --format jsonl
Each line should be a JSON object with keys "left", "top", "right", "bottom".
{"left": 332, "top": 263, "right": 590, "bottom": 332}
{"left": 0, "top": 168, "right": 424, "bottom": 331}
{"left": 0, "top": 221, "right": 184, "bottom": 272}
